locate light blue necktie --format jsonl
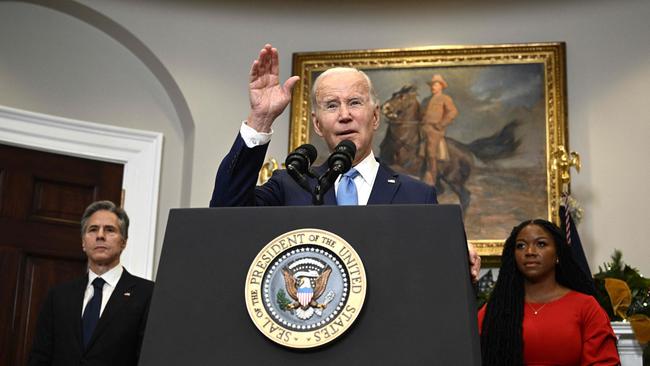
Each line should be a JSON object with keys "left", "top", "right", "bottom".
{"left": 337, "top": 168, "right": 360, "bottom": 205}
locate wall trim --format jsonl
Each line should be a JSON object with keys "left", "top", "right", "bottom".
{"left": 19, "top": 0, "right": 195, "bottom": 206}
{"left": 0, "top": 104, "right": 162, "bottom": 279}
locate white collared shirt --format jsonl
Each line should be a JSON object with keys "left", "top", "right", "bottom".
{"left": 240, "top": 121, "right": 273, "bottom": 147}
{"left": 239, "top": 123, "right": 380, "bottom": 205}
{"left": 82, "top": 265, "right": 124, "bottom": 317}
{"left": 334, "top": 151, "right": 379, "bottom": 206}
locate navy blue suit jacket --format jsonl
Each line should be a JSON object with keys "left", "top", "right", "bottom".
{"left": 29, "top": 269, "right": 154, "bottom": 366}
{"left": 210, "top": 134, "right": 437, "bottom": 206}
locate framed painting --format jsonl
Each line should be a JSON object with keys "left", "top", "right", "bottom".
{"left": 289, "top": 42, "right": 570, "bottom": 261}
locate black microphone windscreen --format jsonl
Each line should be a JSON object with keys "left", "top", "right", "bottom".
{"left": 337, "top": 140, "right": 356, "bottom": 159}
{"left": 298, "top": 144, "right": 318, "bottom": 163}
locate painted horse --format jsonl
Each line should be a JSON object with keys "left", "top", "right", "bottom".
{"left": 379, "top": 85, "right": 520, "bottom": 211}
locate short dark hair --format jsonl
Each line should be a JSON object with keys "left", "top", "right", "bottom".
{"left": 80, "top": 200, "right": 129, "bottom": 239}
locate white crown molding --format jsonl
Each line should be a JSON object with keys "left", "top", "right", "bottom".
{"left": 0, "top": 104, "right": 162, "bottom": 280}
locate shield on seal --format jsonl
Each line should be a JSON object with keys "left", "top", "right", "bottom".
{"left": 297, "top": 285, "right": 313, "bottom": 307}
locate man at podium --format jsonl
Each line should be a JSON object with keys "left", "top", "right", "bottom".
{"left": 209, "top": 44, "right": 479, "bottom": 280}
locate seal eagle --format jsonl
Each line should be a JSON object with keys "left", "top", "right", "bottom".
{"left": 282, "top": 265, "right": 332, "bottom": 311}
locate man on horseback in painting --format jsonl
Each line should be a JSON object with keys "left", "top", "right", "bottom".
{"left": 420, "top": 74, "right": 458, "bottom": 186}
{"left": 209, "top": 44, "right": 480, "bottom": 282}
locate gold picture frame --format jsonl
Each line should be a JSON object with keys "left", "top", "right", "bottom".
{"left": 289, "top": 43, "right": 571, "bottom": 261}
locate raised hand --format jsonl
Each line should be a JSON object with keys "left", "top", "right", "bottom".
{"left": 247, "top": 44, "right": 300, "bottom": 132}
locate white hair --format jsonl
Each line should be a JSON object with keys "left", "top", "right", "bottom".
{"left": 311, "top": 67, "right": 379, "bottom": 108}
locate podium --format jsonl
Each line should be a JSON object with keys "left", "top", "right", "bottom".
{"left": 139, "top": 204, "right": 480, "bottom": 365}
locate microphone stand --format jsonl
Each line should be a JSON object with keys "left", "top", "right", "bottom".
{"left": 286, "top": 165, "right": 312, "bottom": 194}
{"left": 286, "top": 165, "right": 321, "bottom": 204}
{"left": 313, "top": 172, "right": 333, "bottom": 206}
{"left": 287, "top": 140, "right": 354, "bottom": 205}
{"left": 313, "top": 162, "right": 346, "bottom": 206}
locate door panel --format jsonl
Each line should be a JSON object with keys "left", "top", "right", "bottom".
{"left": 0, "top": 143, "right": 123, "bottom": 365}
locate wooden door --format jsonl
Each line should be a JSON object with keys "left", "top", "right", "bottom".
{"left": 0, "top": 143, "right": 123, "bottom": 365}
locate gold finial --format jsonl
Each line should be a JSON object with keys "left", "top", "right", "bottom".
{"left": 551, "top": 146, "right": 581, "bottom": 191}
{"left": 258, "top": 158, "right": 280, "bottom": 185}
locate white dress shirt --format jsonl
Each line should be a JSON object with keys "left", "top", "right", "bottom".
{"left": 82, "top": 265, "right": 123, "bottom": 317}
{"left": 240, "top": 121, "right": 272, "bottom": 148}
{"left": 333, "top": 151, "right": 378, "bottom": 206}
{"left": 239, "top": 122, "right": 380, "bottom": 205}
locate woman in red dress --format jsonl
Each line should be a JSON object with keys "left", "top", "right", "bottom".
{"left": 478, "top": 219, "right": 620, "bottom": 365}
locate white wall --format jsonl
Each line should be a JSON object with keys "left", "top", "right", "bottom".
{"left": 0, "top": 1, "right": 184, "bottom": 275}
{"left": 1, "top": 0, "right": 647, "bottom": 276}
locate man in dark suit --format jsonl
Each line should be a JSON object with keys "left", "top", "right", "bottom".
{"left": 211, "top": 133, "right": 436, "bottom": 206}
{"left": 210, "top": 43, "right": 436, "bottom": 207}
{"left": 29, "top": 201, "right": 154, "bottom": 366}
{"left": 210, "top": 44, "right": 479, "bottom": 279}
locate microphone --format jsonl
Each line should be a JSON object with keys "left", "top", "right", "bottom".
{"left": 285, "top": 144, "right": 317, "bottom": 175}
{"left": 285, "top": 144, "right": 317, "bottom": 193}
{"left": 313, "top": 140, "right": 357, "bottom": 205}
{"left": 327, "top": 140, "right": 356, "bottom": 174}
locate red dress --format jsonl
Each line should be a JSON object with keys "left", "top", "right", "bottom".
{"left": 478, "top": 291, "right": 620, "bottom": 365}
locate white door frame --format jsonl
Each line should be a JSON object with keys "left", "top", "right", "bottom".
{"left": 0, "top": 105, "right": 162, "bottom": 280}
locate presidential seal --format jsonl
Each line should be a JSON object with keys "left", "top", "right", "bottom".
{"left": 244, "top": 228, "right": 366, "bottom": 349}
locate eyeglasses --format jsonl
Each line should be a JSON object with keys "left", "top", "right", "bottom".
{"left": 317, "top": 98, "right": 369, "bottom": 113}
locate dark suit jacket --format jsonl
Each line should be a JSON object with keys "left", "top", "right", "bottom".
{"left": 210, "top": 134, "right": 437, "bottom": 206}
{"left": 29, "top": 269, "right": 154, "bottom": 366}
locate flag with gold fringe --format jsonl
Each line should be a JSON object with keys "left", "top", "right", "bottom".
{"left": 559, "top": 194, "right": 594, "bottom": 293}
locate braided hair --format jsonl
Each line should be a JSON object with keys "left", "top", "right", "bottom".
{"left": 480, "top": 219, "right": 595, "bottom": 365}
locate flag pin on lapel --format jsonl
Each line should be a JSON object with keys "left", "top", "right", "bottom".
{"left": 124, "top": 292, "right": 131, "bottom": 297}
{"left": 387, "top": 179, "right": 396, "bottom": 184}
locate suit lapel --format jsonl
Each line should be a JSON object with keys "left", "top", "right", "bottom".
{"left": 315, "top": 162, "right": 401, "bottom": 205}
{"left": 85, "top": 270, "right": 136, "bottom": 351}
{"left": 74, "top": 276, "right": 89, "bottom": 351}
{"left": 323, "top": 188, "right": 337, "bottom": 205}
{"left": 368, "top": 164, "right": 401, "bottom": 204}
